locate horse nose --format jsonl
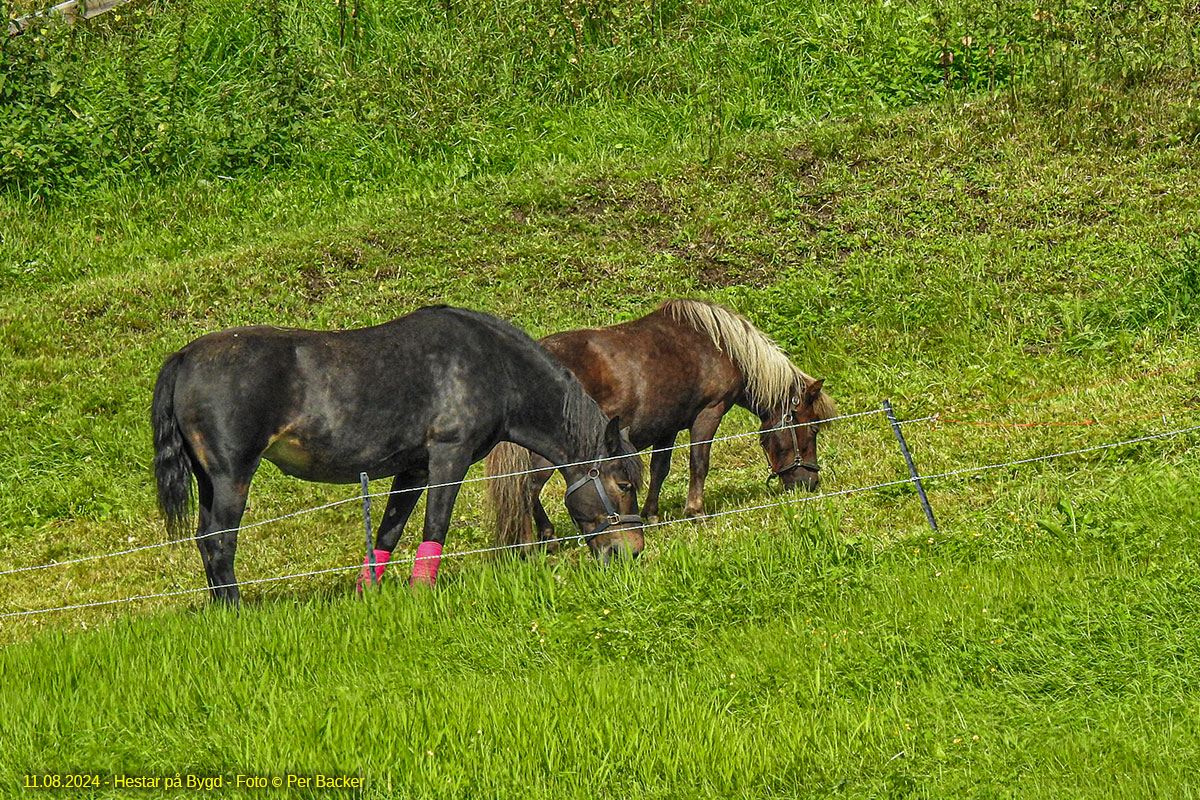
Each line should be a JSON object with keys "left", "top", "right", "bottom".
{"left": 594, "top": 527, "right": 644, "bottom": 564}
{"left": 781, "top": 469, "right": 819, "bottom": 493}
{"left": 599, "top": 541, "right": 642, "bottom": 565}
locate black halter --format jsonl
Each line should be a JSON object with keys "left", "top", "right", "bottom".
{"left": 565, "top": 466, "right": 643, "bottom": 543}
{"left": 767, "top": 406, "right": 820, "bottom": 482}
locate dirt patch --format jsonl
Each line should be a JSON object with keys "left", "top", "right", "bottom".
{"left": 509, "top": 176, "right": 678, "bottom": 228}
{"left": 647, "top": 226, "right": 781, "bottom": 288}
{"left": 295, "top": 244, "right": 365, "bottom": 302}
{"left": 360, "top": 231, "right": 413, "bottom": 257}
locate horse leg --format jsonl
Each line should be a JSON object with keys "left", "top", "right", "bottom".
{"left": 196, "top": 473, "right": 251, "bottom": 605}
{"left": 684, "top": 404, "right": 727, "bottom": 519}
{"left": 358, "top": 474, "right": 424, "bottom": 591}
{"left": 410, "top": 445, "right": 473, "bottom": 588}
{"left": 527, "top": 457, "right": 558, "bottom": 553}
{"left": 194, "top": 470, "right": 216, "bottom": 588}
{"left": 641, "top": 434, "right": 677, "bottom": 525}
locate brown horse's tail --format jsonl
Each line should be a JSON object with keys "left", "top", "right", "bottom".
{"left": 484, "top": 442, "right": 534, "bottom": 552}
{"left": 152, "top": 351, "right": 194, "bottom": 540}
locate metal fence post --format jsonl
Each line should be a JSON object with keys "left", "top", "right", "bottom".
{"left": 882, "top": 400, "right": 939, "bottom": 532}
{"left": 361, "top": 472, "right": 376, "bottom": 586}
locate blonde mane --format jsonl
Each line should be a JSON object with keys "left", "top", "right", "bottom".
{"left": 661, "top": 299, "right": 837, "bottom": 420}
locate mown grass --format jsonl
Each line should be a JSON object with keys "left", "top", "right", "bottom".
{"left": 3, "top": 86, "right": 1199, "bottom": 551}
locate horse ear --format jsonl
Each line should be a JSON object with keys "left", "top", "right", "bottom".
{"left": 803, "top": 378, "right": 825, "bottom": 405}
{"left": 604, "top": 416, "right": 623, "bottom": 455}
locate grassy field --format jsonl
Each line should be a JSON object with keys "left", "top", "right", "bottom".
{"left": 3, "top": 0, "right": 1200, "bottom": 796}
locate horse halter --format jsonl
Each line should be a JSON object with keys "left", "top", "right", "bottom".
{"left": 565, "top": 466, "right": 643, "bottom": 543}
{"left": 767, "top": 405, "right": 820, "bottom": 482}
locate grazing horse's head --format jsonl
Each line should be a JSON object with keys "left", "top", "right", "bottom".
{"left": 759, "top": 378, "right": 828, "bottom": 492}
{"left": 564, "top": 418, "right": 644, "bottom": 564}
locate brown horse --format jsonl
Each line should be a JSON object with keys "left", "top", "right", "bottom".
{"left": 486, "top": 299, "right": 837, "bottom": 550}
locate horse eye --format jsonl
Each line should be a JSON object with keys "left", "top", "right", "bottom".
{"left": 617, "top": 482, "right": 633, "bottom": 494}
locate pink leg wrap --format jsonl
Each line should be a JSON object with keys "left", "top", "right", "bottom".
{"left": 410, "top": 541, "right": 443, "bottom": 587}
{"left": 356, "top": 549, "right": 392, "bottom": 593}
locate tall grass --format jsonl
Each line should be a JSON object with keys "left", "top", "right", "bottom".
{"left": 2, "top": 465, "right": 1199, "bottom": 797}
{"left": 3, "top": 0, "right": 1196, "bottom": 294}
{"left": 4, "top": 0, "right": 1195, "bottom": 206}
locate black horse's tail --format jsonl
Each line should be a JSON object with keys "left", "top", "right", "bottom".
{"left": 484, "top": 442, "right": 534, "bottom": 552}
{"left": 152, "top": 351, "right": 193, "bottom": 539}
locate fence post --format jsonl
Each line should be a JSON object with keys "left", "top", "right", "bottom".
{"left": 361, "top": 472, "right": 376, "bottom": 586}
{"left": 882, "top": 400, "right": 939, "bottom": 532}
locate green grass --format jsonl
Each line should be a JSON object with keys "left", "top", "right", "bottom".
{"left": 4, "top": 93, "right": 1200, "bottom": 792}
{"left": 3, "top": 0, "right": 1200, "bottom": 794}
{"left": 3, "top": 467, "right": 1199, "bottom": 798}
{"left": 4, "top": 0, "right": 1197, "bottom": 286}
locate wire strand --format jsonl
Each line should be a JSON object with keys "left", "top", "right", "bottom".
{"left": 9, "top": 359, "right": 1197, "bottom": 578}
{"left": 0, "top": 408, "right": 884, "bottom": 577}
{"left": 943, "top": 361, "right": 1200, "bottom": 417}
{"left": 0, "top": 495, "right": 363, "bottom": 577}
{"left": 640, "top": 422, "right": 1200, "bottom": 532}
{"left": 936, "top": 404, "right": 1200, "bottom": 428}
{"left": 5, "top": 421, "right": 1197, "bottom": 621}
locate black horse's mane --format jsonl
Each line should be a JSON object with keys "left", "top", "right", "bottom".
{"left": 426, "top": 306, "right": 643, "bottom": 489}
{"left": 560, "top": 381, "right": 644, "bottom": 489}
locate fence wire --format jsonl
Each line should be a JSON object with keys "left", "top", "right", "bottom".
{"left": 4, "top": 420, "right": 1197, "bottom": 621}
{"left": 0, "top": 407, "right": 886, "bottom": 578}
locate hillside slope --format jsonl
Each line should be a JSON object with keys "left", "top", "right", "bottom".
{"left": 1, "top": 10, "right": 1199, "bottom": 794}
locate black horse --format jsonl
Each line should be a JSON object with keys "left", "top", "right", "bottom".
{"left": 152, "top": 306, "right": 644, "bottom": 604}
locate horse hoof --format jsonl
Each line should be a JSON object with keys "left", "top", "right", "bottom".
{"left": 536, "top": 531, "right": 559, "bottom": 554}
